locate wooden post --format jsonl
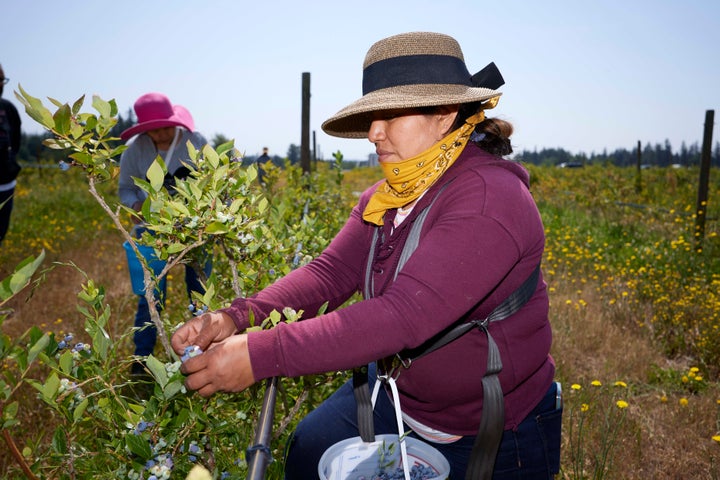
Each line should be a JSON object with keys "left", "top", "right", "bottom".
{"left": 635, "top": 140, "right": 642, "bottom": 193}
{"left": 312, "top": 129, "right": 317, "bottom": 169}
{"left": 300, "top": 72, "right": 311, "bottom": 174}
{"left": 694, "top": 109, "right": 714, "bottom": 251}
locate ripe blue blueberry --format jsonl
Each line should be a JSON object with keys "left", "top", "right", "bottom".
{"left": 181, "top": 345, "right": 203, "bottom": 362}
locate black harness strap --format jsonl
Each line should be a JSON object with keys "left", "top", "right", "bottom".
{"left": 353, "top": 183, "right": 541, "bottom": 480}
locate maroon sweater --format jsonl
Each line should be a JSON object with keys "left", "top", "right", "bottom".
{"left": 221, "top": 143, "right": 554, "bottom": 434}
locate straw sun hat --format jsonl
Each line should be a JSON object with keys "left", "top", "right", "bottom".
{"left": 322, "top": 32, "right": 505, "bottom": 139}
{"left": 120, "top": 92, "right": 193, "bottom": 141}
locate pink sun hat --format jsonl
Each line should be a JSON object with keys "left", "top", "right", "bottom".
{"left": 172, "top": 104, "right": 195, "bottom": 132}
{"left": 120, "top": 92, "right": 193, "bottom": 141}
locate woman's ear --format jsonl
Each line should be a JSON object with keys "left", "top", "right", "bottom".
{"left": 437, "top": 105, "right": 460, "bottom": 135}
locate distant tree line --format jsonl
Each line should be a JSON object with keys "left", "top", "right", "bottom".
{"left": 515, "top": 139, "right": 720, "bottom": 168}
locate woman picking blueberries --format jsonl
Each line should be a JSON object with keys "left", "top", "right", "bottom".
{"left": 172, "top": 32, "right": 562, "bottom": 479}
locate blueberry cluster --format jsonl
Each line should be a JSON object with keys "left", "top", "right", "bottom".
{"left": 181, "top": 345, "right": 203, "bottom": 362}
{"left": 132, "top": 420, "right": 155, "bottom": 436}
{"left": 178, "top": 440, "right": 202, "bottom": 462}
{"left": 187, "top": 302, "right": 208, "bottom": 315}
{"left": 145, "top": 452, "right": 173, "bottom": 480}
{"left": 56, "top": 333, "right": 75, "bottom": 350}
{"left": 142, "top": 438, "right": 173, "bottom": 480}
{"left": 56, "top": 333, "right": 92, "bottom": 359}
{"left": 358, "top": 464, "right": 438, "bottom": 480}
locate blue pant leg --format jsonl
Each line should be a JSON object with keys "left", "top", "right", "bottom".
{"left": 184, "top": 264, "right": 206, "bottom": 299}
{"left": 491, "top": 382, "right": 562, "bottom": 479}
{"left": 407, "top": 382, "right": 561, "bottom": 480}
{"left": 133, "top": 277, "right": 167, "bottom": 357}
{"left": 284, "top": 364, "right": 400, "bottom": 480}
{"left": 0, "top": 188, "right": 14, "bottom": 244}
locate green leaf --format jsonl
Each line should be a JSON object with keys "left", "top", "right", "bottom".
{"left": 1, "top": 251, "right": 45, "bottom": 301}
{"left": 258, "top": 197, "right": 269, "bottom": 214}
{"left": 125, "top": 433, "right": 153, "bottom": 459}
{"left": 59, "top": 349, "right": 73, "bottom": 375}
{"left": 205, "top": 222, "right": 229, "bottom": 234}
{"left": 163, "top": 379, "right": 184, "bottom": 400}
{"left": 69, "top": 151, "right": 92, "bottom": 165}
{"left": 2, "top": 400, "right": 18, "bottom": 427}
{"left": 53, "top": 103, "right": 72, "bottom": 135}
{"left": 167, "top": 243, "right": 185, "bottom": 254}
{"left": 146, "top": 355, "right": 167, "bottom": 387}
{"left": 108, "top": 98, "right": 119, "bottom": 117}
{"left": 48, "top": 97, "right": 64, "bottom": 108}
{"left": 188, "top": 181, "right": 202, "bottom": 201}
{"left": 203, "top": 144, "right": 219, "bottom": 168}
{"left": 42, "top": 372, "right": 60, "bottom": 402}
{"left": 147, "top": 159, "right": 166, "bottom": 192}
{"left": 73, "top": 397, "right": 89, "bottom": 422}
{"left": 28, "top": 333, "right": 50, "bottom": 364}
{"left": 83, "top": 114, "right": 98, "bottom": 131}
{"left": 52, "top": 426, "right": 68, "bottom": 454}
{"left": 15, "top": 85, "right": 55, "bottom": 129}
{"left": 91, "top": 322, "right": 111, "bottom": 361}
{"left": 71, "top": 95, "right": 85, "bottom": 115}
{"left": 92, "top": 95, "right": 111, "bottom": 118}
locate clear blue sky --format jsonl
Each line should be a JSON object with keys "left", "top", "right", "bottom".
{"left": 2, "top": 0, "right": 718, "bottom": 161}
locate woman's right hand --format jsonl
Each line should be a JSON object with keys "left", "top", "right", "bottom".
{"left": 171, "top": 311, "right": 238, "bottom": 356}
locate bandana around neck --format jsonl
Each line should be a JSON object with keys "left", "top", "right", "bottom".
{"left": 363, "top": 107, "right": 494, "bottom": 225}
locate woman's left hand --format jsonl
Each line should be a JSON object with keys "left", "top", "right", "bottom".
{"left": 180, "top": 333, "right": 256, "bottom": 397}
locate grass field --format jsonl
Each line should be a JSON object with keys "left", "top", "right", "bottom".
{"left": 1, "top": 161, "right": 719, "bottom": 479}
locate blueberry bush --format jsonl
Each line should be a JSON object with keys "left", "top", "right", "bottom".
{"left": 0, "top": 89, "right": 356, "bottom": 479}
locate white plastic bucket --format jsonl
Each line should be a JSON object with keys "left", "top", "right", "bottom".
{"left": 318, "top": 433, "right": 450, "bottom": 480}
{"left": 123, "top": 241, "right": 166, "bottom": 295}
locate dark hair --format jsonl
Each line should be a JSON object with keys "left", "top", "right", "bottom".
{"left": 416, "top": 102, "right": 513, "bottom": 157}
{"left": 454, "top": 101, "right": 513, "bottom": 157}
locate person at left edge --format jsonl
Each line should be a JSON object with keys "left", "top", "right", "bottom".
{"left": 118, "top": 92, "right": 209, "bottom": 375}
{"left": 0, "top": 63, "right": 22, "bottom": 245}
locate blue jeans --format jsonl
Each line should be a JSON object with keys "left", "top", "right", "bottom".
{"left": 0, "top": 187, "right": 14, "bottom": 244}
{"left": 132, "top": 226, "right": 208, "bottom": 357}
{"left": 283, "top": 364, "right": 562, "bottom": 480}
{"left": 133, "top": 264, "right": 205, "bottom": 357}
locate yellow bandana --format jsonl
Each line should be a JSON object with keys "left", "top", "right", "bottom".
{"left": 363, "top": 104, "right": 496, "bottom": 225}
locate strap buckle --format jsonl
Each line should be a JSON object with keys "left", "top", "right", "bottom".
{"left": 382, "top": 355, "right": 407, "bottom": 380}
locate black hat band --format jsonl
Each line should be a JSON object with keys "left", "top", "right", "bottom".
{"left": 362, "top": 54, "right": 472, "bottom": 95}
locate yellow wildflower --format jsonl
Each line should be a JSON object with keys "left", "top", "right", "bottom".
{"left": 614, "top": 381, "right": 627, "bottom": 388}
{"left": 591, "top": 380, "right": 602, "bottom": 387}
{"left": 571, "top": 384, "right": 582, "bottom": 391}
{"left": 679, "top": 397, "right": 689, "bottom": 407}
{"left": 616, "top": 400, "right": 629, "bottom": 409}
{"left": 713, "top": 435, "right": 720, "bottom": 443}
{"left": 581, "top": 404, "right": 589, "bottom": 412}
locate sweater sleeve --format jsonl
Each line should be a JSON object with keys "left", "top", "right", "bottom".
{"left": 219, "top": 197, "right": 374, "bottom": 332}
{"left": 245, "top": 167, "right": 544, "bottom": 381}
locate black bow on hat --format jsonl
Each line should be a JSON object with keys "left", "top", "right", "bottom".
{"left": 471, "top": 62, "right": 505, "bottom": 90}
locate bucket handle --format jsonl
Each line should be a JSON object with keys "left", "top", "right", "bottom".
{"left": 370, "top": 375, "right": 411, "bottom": 480}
